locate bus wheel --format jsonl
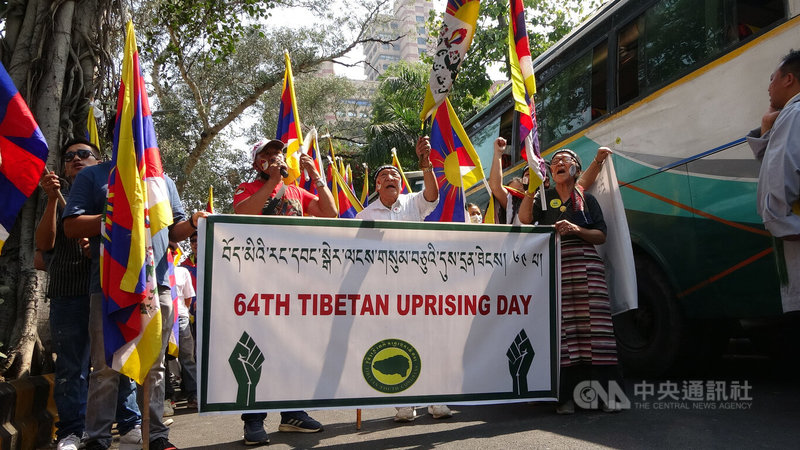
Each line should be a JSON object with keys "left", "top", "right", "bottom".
{"left": 612, "top": 253, "right": 685, "bottom": 376}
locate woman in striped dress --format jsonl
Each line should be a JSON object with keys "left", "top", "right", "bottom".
{"left": 519, "top": 148, "right": 621, "bottom": 414}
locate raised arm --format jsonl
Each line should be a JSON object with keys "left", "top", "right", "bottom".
{"left": 578, "top": 147, "right": 612, "bottom": 190}
{"left": 417, "top": 136, "right": 438, "bottom": 202}
{"left": 489, "top": 137, "right": 510, "bottom": 208}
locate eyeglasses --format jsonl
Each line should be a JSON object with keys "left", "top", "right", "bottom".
{"left": 63, "top": 149, "right": 95, "bottom": 162}
{"left": 550, "top": 156, "right": 575, "bottom": 165}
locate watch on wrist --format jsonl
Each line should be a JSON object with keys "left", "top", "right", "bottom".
{"left": 314, "top": 178, "right": 326, "bottom": 188}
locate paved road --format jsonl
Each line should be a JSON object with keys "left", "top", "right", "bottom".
{"left": 112, "top": 356, "right": 800, "bottom": 449}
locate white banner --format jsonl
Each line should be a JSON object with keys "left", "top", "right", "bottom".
{"left": 197, "top": 216, "right": 559, "bottom": 413}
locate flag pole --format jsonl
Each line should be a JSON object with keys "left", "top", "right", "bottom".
{"left": 44, "top": 169, "right": 67, "bottom": 208}
{"left": 142, "top": 376, "right": 150, "bottom": 450}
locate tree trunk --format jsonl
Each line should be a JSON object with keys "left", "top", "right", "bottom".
{"left": 0, "top": 0, "right": 111, "bottom": 381}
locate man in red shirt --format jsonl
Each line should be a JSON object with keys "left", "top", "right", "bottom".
{"left": 232, "top": 138, "right": 336, "bottom": 445}
{"left": 234, "top": 139, "right": 336, "bottom": 217}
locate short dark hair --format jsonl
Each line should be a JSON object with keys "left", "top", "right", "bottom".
{"left": 62, "top": 137, "right": 100, "bottom": 159}
{"left": 779, "top": 49, "right": 800, "bottom": 81}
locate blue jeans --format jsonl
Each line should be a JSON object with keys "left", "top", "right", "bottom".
{"left": 50, "top": 296, "right": 90, "bottom": 440}
{"left": 51, "top": 296, "right": 140, "bottom": 442}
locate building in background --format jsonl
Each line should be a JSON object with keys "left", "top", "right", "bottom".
{"left": 363, "top": 0, "right": 433, "bottom": 81}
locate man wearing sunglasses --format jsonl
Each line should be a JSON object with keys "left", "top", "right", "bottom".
{"left": 63, "top": 141, "right": 208, "bottom": 450}
{"left": 36, "top": 139, "right": 145, "bottom": 450}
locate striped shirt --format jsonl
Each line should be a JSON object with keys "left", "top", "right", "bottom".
{"left": 45, "top": 181, "right": 91, "bottom": 298}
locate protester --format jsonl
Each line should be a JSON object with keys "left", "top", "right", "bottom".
{"left": 746, "top": 49, "right": 800, "bottom": 312}
{"left": 166, "top": 241, "right": 198, "bottom": 410}
{"left": 180, "top": 233, "right": 199, "bottom": 339}
{"left": 63, "top": 155, "right": 208, "bottom": 450}
{"left": 488, "top": 137, "right": 526, "bottom": 224}
{"left": 232, "top": 138, "right": 336, "bottom": 445}
{"left": 356, "top": 136, "right": 451, "bottom": 422}
{"left": 37, "top": 138, "right": 143, "bottom": 450}
{"left": 466, "top": 202, "right": 482, "bottom": 224}
{"left": 518, "top": 149, "right": 621, "bottom": 414}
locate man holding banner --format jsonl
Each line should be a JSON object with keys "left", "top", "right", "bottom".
{"left": 356, "top": 137, "right": 439, "bottom": 222}
{"left": 356, "top": 136, "right": 450, "bottom": 422}
{"left": 232, "top": 138, "right": 335, "bottom": 445}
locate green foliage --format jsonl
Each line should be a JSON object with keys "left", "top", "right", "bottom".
{"left": 362, "top": 61, "right": 428, "bottom": 171}
{"left": 143, "top": 0, "right": 278, "bottom": 63}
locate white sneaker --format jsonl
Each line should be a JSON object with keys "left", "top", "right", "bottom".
{"left": 163, "top": 399, "right": 175, "bottom": 417}
{"left": 393, "top": 406, "right": 417, "bottom": 422}
{"left": 119, "top": 424, "right": 142, "bottom": 450}
{"left": 56, "top": 434, "right": 81, "bottom": 450}
{"left": 428, "top": 405, "right": 452, "bottom": 419}
{"left": 163, "top": 418, "right": 174, "bottom": 427}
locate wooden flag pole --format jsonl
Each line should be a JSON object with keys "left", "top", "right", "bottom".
{"left": 142, "top": 375, "right": 150, "bottom": 450}
{"left": 356, "top": 408, "right": 362, "bottom": 430}
{"left": 45, "top": 169, "right": 67, "bottom": 208}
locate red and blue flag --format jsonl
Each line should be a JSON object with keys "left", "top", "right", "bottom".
{"left": 0, "top": 63, "right": 48, "bottom": 254}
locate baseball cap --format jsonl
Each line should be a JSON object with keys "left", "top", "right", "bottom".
{"left": 250, "top": 139, "right": 285, "bottom": 165}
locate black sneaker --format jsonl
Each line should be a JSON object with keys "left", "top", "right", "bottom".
{"left": 278, "top": 411, "right": 323, "bottom": 433}
{"left": 150, "top": 437, "right": 178, "bottom": 450}
{"left": 243, "top": 419, "right": 270, "bottom": 445}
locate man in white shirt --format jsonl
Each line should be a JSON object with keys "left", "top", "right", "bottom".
{"left": 357, "top": 137, "right": 439, "bottom": 221}
{"left": 355, "top": 136, "right": 450, "bottom": 422}
{"left": 168, "top": 242, "right": 198, "bottom": 409}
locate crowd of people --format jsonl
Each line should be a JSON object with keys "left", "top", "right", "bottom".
{"left": 35, "top": 49, "right": 800, "bottom": 450}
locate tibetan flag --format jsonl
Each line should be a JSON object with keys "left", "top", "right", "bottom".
{"left": 390, "top": 148, "right": 412, "bottom": 194}
{"left": 206, "top": 185, "right": 214, "bottom": 213}
{"left": 420, "top": 0, "right": 480, "bottom": 121}
{"left": 508, "top": 0, "right": 546, "bottom": 191}
{"left": 425, "top": 98, "right": 485, "bottom": 222}
{"left": 166, "top": 248, "right": 180, "bottom": 358}
{"left": 86, "top": 104, "right": 100, "bottom": 148}
{"left": 329, "top": 158, "right": 363, "bottom": 218}
{"left": 360, "top": 163, "right": 369, "bottom": 207}
{"left": 276, "top": 51, "right": 303, "bottom": 185}
{"left": 0, "top": 63, "right": 48, "bottom": 254}
{"left": 100, "top": 20, "right": 174, "bottom": 384}
{"left": 346, "top": 164, "right": 354, "bottom": 193}
{"left": 302, "top": 133, "right": 325, "bottom": 195}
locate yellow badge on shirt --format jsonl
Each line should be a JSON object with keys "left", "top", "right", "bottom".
{"left": 549, "top": 198, "right": 562, "bottom": 209}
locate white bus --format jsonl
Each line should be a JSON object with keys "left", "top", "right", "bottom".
{"left": 464, "top": 0, "right": 800, "bottom": 374}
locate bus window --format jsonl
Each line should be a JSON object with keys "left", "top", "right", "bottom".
{"left": 470, "top": 108, "right": 514, "bottom": 171}
{"left": 592, "top": 41, "right": 608, "bottom": 119}
{"left": 617, "top": 19, "right": 640, "bottom": 105}
{"left": 616, "top": 0, "right": 784, "bottom": 107}
{"left": 537, "top": 50, "right": 592, "bottom": 149}
{"left": 735, "top": 0, "right": 784, "bottom": 40}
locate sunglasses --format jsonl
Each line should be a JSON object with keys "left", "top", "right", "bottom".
{"left": 63, "top": 149, "right": 95, "bottom": 162}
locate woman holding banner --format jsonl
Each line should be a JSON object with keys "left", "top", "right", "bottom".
{"left": 518, "top": 148, "right": 621, "bottom": 415}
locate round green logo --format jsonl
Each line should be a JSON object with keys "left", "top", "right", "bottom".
{"left": 362, "top": 338, "right": 421, "bottom": 394}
